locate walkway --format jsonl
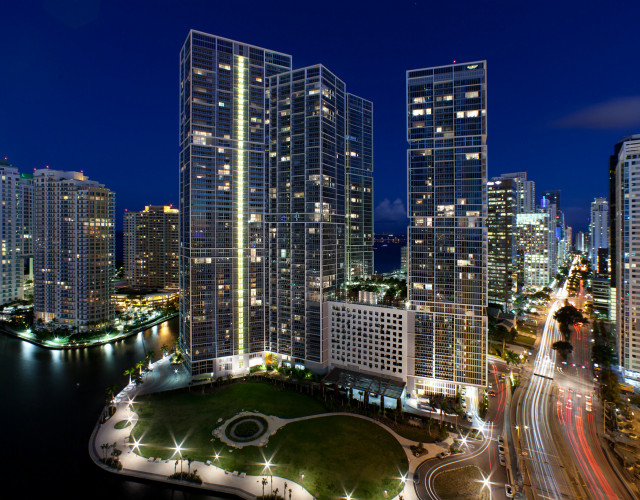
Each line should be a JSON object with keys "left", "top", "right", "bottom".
{"left": 90, "top": 359, "right": 444, "bottom": 500}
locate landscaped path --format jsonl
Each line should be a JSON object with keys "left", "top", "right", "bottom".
{"left": 91, "top": 357, "right": 454, "bottom": 500}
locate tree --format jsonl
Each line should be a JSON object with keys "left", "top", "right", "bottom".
{"left": 145, "top": 350, "right": 155, "bottom": 368}
{"left": 601, "top": 368, "right": 620, "bottom": 404}
{"left": 123, "top": 368, "right": 134, "bottom": 385}
{"left": 592, "top": 343, "right": 615, "bottom": 368}
{"left": 554, "top": 303, "right": 588, "bottom": 327}
{"left": 160, "top": 344, "right": 169, "bottom": 358}
{"left": 552, "top": 340, "right": 573, "bottom": 361}
{"left": 262, "top": 478, "right": 268, "bottom": 498}
{"left": 504, "top": 349, "right": 521, "bottom": 366}
{"left": 136, "top": 360, "right": 145, "bottom": 376}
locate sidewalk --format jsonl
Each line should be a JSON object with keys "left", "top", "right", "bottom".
{"left": 90, "top": 357, "right": 431, "bottom": 500}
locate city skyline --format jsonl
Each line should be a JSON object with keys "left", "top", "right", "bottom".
{"left": 3, "top": 2, "right": 640, "bottom": 235}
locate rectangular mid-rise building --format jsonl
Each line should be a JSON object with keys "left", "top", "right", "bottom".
{"left": 124, "top": 205, "right": 179, "bottom": 289}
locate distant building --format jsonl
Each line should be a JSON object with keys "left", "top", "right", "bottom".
{"left": 400, "top": 246, "right": 407, "bottom": 273}
{"left": 575, "top": 231, "right": 586, "bottom": 253}
{"left": 541, "top": 190, "right": 561, "bottom": 211}
{"left": 589, "top": 197, "right": 608, "bottom": 268}
{"left": 487, "top": 178, "right": 517, "bottom": 310}
{"left": 538, "top": 200, "right": 558, "bottom": 276}
{"left": 33, "top": 169, "right": 115, "bottom": 330}
{"left": 565, "top": 226, "right": 572, "bottom": 253}
{"left": 516, "top": 213, "right": 550, "bottom": 288}
{"left": 492, "top": 172, "right": 535, "bottom": 214}
{"left": 613, "top": 135, "right": 640, "bottom": 384}
{"left": 124, "top": 205, "right": 179, "bottom": 290}
{"left": 0, "top": 160, "right": 32, "bottom": 304}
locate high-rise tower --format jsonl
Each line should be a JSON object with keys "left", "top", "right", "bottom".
{"left": 589, "top": 197, "right": 608, "bottom": 267}
{"left": 406, "top": 61, "right": 488, "bottom": 395}
{"left": 267, "top": 65, "right": 346, "bottom": 371}
{"left": 179, "top": 31, "right": 292, "bottom": 376}
{"left": 33, "top": 169, "right": 115, "bottom": 330}
{"left": 345, "top": 94, "right": 374, "bottom": 279}
{"left": 613, "top": 135, "right": 640, "bottom": 383}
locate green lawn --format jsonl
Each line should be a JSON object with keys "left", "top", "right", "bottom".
{"left": 130, "top": 382, "right": 408, "bottom": 500}
{"left": 515, "top": 334, "right": 536, "bottom": 346}
{"left": 434, "top": 465, "right": 489, "bottom": 499}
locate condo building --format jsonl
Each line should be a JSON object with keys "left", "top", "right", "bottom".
{"left": 267, "top": 65, "right": 347, "bottom": 372}
{"left": 492, "top": 171, "right": 535, "bottom": 214}
{"left": 516, "top": 213, "right": 550, "bottom": 288}
{"left": 179, "top": 31, "right": 292, "bottom": 376}
{"left": 0, "top": 160, "right": 32, "bottom": 304}
{"left": 590, "top": 197, "right": 609, "bottom": 267}
{"left": 33, "top": 169, "right": 115, "bottom": 330}
{"left": 487, "top": 178, "right": 517, "bottom": 310}
{"left": 345, "top": 94, "right": 374, "bottom": 279}
{"left": 406, "top": 61, "right": 488, "bottom": 396}
{"left": 613, "top": 135, "right": 640, "bottom": 384}
{"left": 124, "top": 205, "right": 179, "bottom": 289}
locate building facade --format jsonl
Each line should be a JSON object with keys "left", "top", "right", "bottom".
{"left": 487, "top": 178, "right": 517, "bottom": 310}
{"left": 345, "top": 93, "right": 374, "bottom": 279}
{"left": 178, "top": 31, "right": 292, "bottom": 376}
{"left": 0, "top": 161, "right": 32, "bottom": 304}
{"left": 492, "top": 171, "right": 535, "bottom": 214}
{"left": 406, "top": 61, "right": 488, "bottom": 395}
{"left": 613, "top": 135, "right": 640, "bottom": 383}
{"left": 516, "top": 213, "right": 550, "bottom": 288}
{"left": 124, "top": 205, "right": 179, "bottom": 289}
{"left": 590, "top": 197, "right": 609, "bottom": 268}
{"left": 267, "top": 65, "right": 347, "bottom": 372}
{"left": 33, "top": 169, "right": 115, "bottom": 330}
{"left": 326, "top": 301, "right": 413, "bottom": 381}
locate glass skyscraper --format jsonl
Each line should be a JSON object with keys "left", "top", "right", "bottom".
{"left": 345, "top": 94, "right": 374, "bottom": 279}
{"left": 179, "top": 31, "right": 292, "bottom": 376}
{"left": 406, "top": 61, "right": 488, "bottom": 395}
{"left": 267, "top": 65, "right": 346, "bottom": 370}
{"left": 487, "top": 178, "right": 517, "bottom": 310}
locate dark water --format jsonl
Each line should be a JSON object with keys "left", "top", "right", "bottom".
{"left": 0, "top": 318, "right": 226, "bottom": 499}
{"left": 374, "top": 242, "right": 404, "bottom": 274}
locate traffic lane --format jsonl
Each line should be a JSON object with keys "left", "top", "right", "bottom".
{"left": 486, "top": 362, "right": 508, "bottom": 425}
{"left": 414, "top": 435, "right": 508, "bottom": 500}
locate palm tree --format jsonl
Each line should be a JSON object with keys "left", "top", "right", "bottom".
{"left": 136, "top": 360, "right": 145, "bottom": 376}
{"left": 145, "top": 350, "right": 155, "bottom": 368}
{"left": 160, "top": 344, "right": 169, "bottom": 358}
{"left": 262, "top": 478, "right": 268, "bottom": 498}
{"left": 123, "top": 368, "right": 134, "bottom": 385}
{"left": 289, "top": 488, "right": 292, "bottom": 500}
{"left": 187, "top": 456, "right": 192, "bottom": 474}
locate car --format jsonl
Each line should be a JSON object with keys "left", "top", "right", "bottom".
{"left": 505, "top": 484, "right": 514, "bottom": 498}
{"left": 498, "top": 444, "right": 506, "bottom": 454}
{"left": 437, "top": 451, "right": 451, "bottom": 459}
{"left": 498, "top": 435, "right": 504, "bottom": 445}
{"left": 629, "top": 433, "right": 639, "bottom": 440}
{"left": 488, "top": 383, "right": 493, "bottom": 389}
{"left": 576, "top": 393, "right": 582, "bottom": 398}
{"left": 499, "top": 454, "right": 506, "bottom": 466}
{"left": 462, "top": 402, "right": 467, "bottom": 409}
{"left": 566, "top": 398, "right": 572, "bottom": 410}
{"left": 488, "top": 390, "right": 496, "bottom": 397}
{"left": 585, "top": 400, "right": 592, "bottom": 412}
{"left": 466, "top": 413, "right": 473, "bottom": 423}
{"left": 499, "top": 373, "right": 506, "bottom": 380}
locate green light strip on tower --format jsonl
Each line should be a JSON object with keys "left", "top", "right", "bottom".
{"left": 235, "top": 55, "right": 246, "bottom": 355}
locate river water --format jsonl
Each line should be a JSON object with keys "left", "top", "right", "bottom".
{"left": 0, "top": 317, "right": 224, "bottom": 499}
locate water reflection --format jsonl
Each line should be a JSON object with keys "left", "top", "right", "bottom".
{"left": 0, "top": 317, "right": 225, "bottom": 500}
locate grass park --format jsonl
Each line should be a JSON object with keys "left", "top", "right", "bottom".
{"left": 434, "top": 465, "right": 489, "bottom": 500}
{"left": 129, "top": 381, "right": 408, "bottom": 500}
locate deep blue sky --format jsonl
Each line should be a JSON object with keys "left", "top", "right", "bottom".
{"left": 2, "top": 1, "right": 639, "bottom": 234}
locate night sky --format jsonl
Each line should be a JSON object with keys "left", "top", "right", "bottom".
{"left": 2, "top": 0, "right": 639, "bottom": 234}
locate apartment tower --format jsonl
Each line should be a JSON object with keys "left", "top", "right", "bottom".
{"left": 589, "top": 197, "right": 609, "bottom": 267}
{"left": 124, "top": 205, "right": 179, "bottom": 289}
{"left": 613, "top": 135, "right": 640, "bottom": 383}
{"left": 33, "top": 169, "right": 115, "bottom": 330}
{"left": 179, "top": 31, "right": 292, "bottom": 375}
{"left": 406, "top": 61, "right": 488, "bottom": 396}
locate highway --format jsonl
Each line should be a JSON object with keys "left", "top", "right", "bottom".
{"left": 517, "top": 282, "right": 572, "bottom": 499}
{"left": 552, "top": 292, "right": 628, "bottom": 499}
{"left": 415, "top": 359, "right": 510, "bottom": 500}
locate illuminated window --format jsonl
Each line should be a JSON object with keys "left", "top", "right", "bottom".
{"left": 465, "top": 91, "right": 479, "bottom": 98}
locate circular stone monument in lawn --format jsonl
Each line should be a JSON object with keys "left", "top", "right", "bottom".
{"left": 214, "top": 411, "right": 287, "bottom": 448}
{"left": 225, "top": 415, "right": 268, "bottom": 442}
